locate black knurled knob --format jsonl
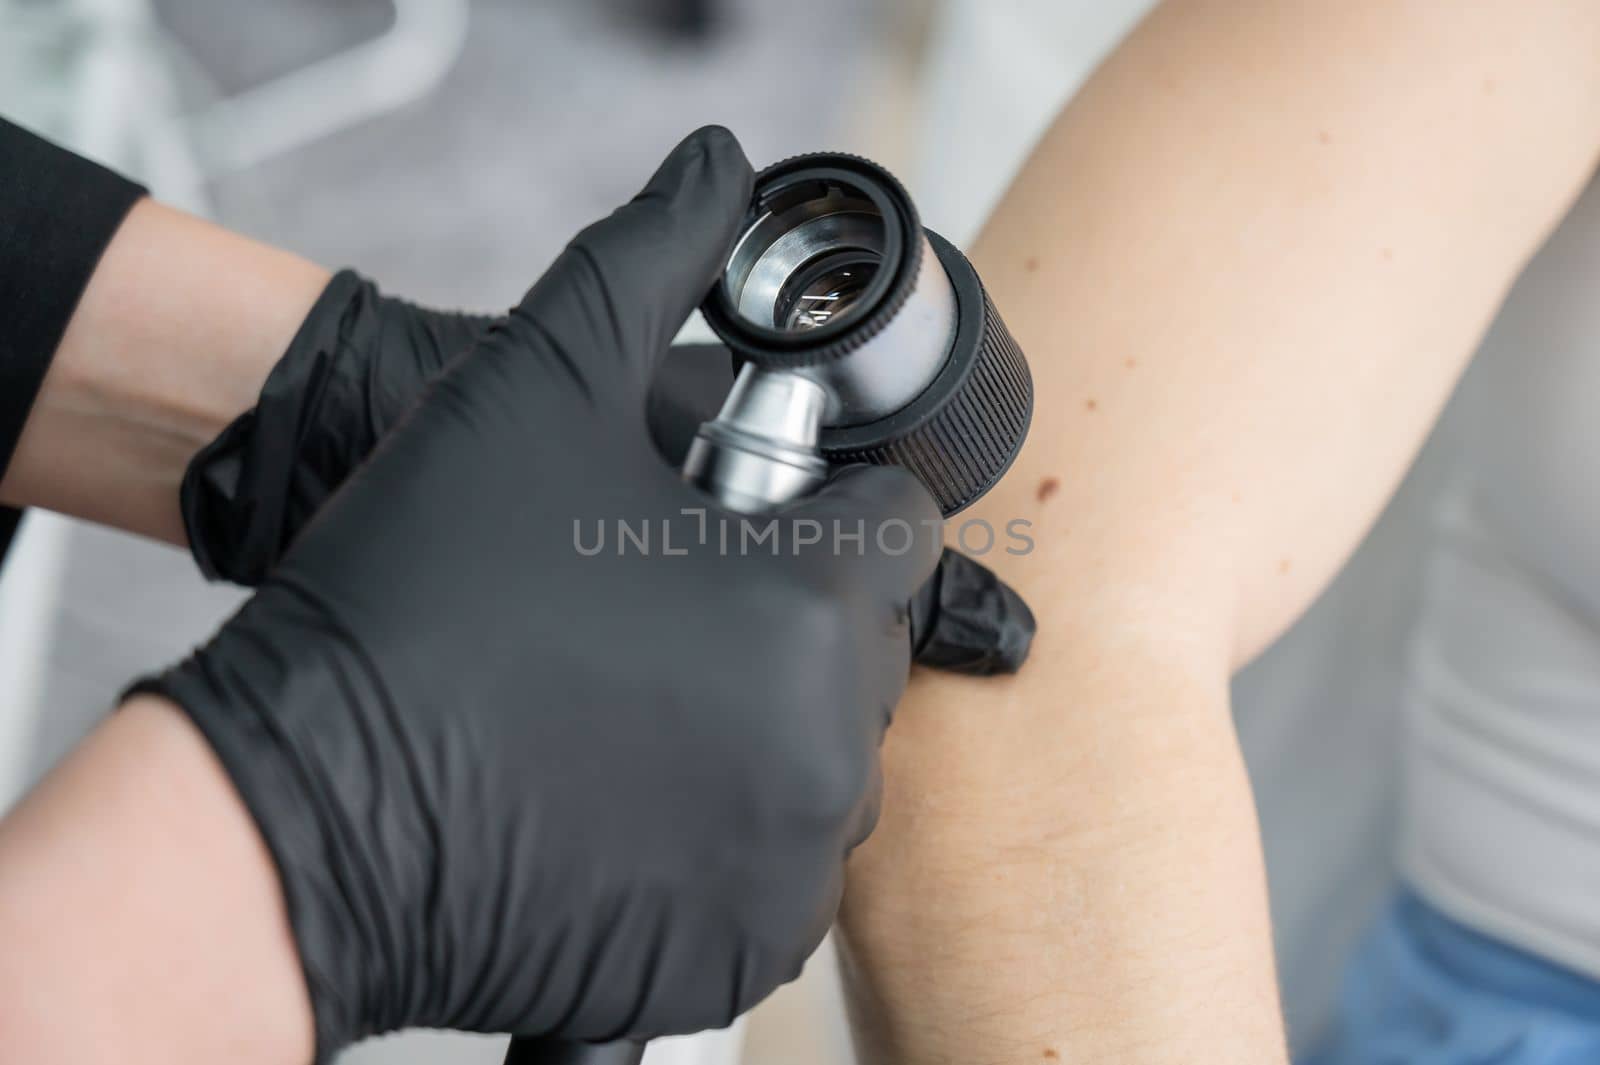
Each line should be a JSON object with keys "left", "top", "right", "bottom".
{"left": 820, "top": 233, "right": 1033, "bottom": 516}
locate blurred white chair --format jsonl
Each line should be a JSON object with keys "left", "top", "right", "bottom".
{"left": 153, "top": 0, "right": 469, "bottom": 188}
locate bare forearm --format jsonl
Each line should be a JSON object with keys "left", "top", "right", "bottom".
{"left": 840, "top": 631, "right": 1284, "bottom": 1063}
{"left": 0, "top": 199, "right": 327, "bottom": 544}
{"left": 0, "top": 696, "right": 312, "bottom": 1065}
{"left": 840, "top": 1, "right": 1600, "bottom": 1061}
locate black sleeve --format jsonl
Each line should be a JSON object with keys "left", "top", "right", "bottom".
{"left": 0, "top": 117, "right": 146, "bottom": 562}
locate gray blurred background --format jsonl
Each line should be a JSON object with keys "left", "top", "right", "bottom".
{"left": 0, "top": 2, "right": 1420, "bottom": 1061}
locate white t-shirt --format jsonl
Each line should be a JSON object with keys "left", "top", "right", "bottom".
{"left": 1403, "top": 167, "right": 1600, "bottom": 980}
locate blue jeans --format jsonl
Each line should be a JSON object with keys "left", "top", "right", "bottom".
{"left": 1303, "top": 891, "right": 1600, "bottom": 1065}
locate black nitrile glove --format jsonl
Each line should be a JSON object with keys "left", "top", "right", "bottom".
{"left": 135, "top": 127, "right": 954, "bottom": 1057}
{"left": 183, "top": 273, "right": 493, "bottom": 583}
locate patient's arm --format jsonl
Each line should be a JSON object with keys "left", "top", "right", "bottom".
{"left": 838, "top": 2, "right": 1600, "bottom": 1061}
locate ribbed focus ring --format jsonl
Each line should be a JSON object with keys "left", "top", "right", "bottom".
{"left": 823, "top": 282, "right": 1033, "bottom": 515}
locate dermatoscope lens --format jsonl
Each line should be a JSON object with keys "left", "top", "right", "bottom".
{"left": 719, "top": 172, "right": 898, "bottom": 336}
{"left": 774, "top": 252, "right": 882, "bottom": 331}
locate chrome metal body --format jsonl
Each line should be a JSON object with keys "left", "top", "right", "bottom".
{"left": 794, "top": 232, "right": 957, "bottom": 427}
{"left": 681, "top": 366, "right": 831, "bottom": 512}
{"left": 693, "top": 196, "right": 963, "bottom": 512}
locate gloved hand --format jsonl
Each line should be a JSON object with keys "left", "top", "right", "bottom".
{"left": 182, "top": 218, "right": 1034, "bottom": 679}
{"left": 135, "top": 127, "right": 954, "bottom": 1057}
{"left": 183, "top": 273, "right": 492, "bottom": 584}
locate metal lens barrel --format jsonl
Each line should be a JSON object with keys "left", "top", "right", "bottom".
{"left": 697, "top": 153, "right": 1033, "bottom": 516}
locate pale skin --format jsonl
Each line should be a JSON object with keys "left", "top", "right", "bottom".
{"left": 0, "top": 201, "right": 325, "bottom": 1062}
{"left": 838, "top": 2, "right": 1600, "bottom": 1063}
{"left": 5, "top": 3, "right": 1600, "bottom": 1062}
{"left": 0, "top": 697, "right": 315, "bottom": 1065}
{"left": 0, "top": 197, "right": 327, "bottom": 544}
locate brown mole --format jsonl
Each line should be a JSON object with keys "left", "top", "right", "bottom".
{"left": 1043, "top": 1051, "right": 1060, "bottom": 1060}
{"left": 1024, "top": 256, "right": 1041, "bottom": 273}
{"left": 1037, "top": 477, "right": 1061, "bottom": 503}
{"left": 1085, "top": 398, "right": 1099, "bottom": 412}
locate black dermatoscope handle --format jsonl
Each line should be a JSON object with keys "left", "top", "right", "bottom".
{"left": 503, "top": 1037, "right": 644, "bottom": 1065}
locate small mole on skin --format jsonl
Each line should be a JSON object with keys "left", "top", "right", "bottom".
{"left": 1231, "top": 491, "right": 1243, "bottom": 504}
{"left": 1317, "top": 130, "right": 1331, "bottom": 145}
{"left": 1043, "top": 1051, "right": 1060, "bottom": 1060}
{"left": 1123, "top": 357, "right": 1138, "bottom": 370}
{"left": 1024, "top": 256, "right": 1040, "bottom": 273}
{"left": 1278, "top": 558, "right": 1293, "bottom": 576}
{"left": 1381, "top": 247, "right": 1394, "bottom": 263}
{"left": 1086, "top": 398, "right": 1099, "bottom": 412}
{"left": 1037, "top": 477, "right": 1061, "bottom": 503}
